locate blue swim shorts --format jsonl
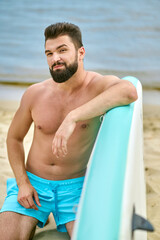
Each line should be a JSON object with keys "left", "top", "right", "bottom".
{"left": 0, "top": 171, "right": 85, "bottom": 232}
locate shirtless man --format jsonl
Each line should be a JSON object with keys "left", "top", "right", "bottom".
{"left": 0, "top": 22, "right": 138, "bottom": 240}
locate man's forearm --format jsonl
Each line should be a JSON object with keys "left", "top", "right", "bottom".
{"left": 69, "top": 81, "right": 137, "bottom": 122}
{"left": 6, "top": 138, "right": 29, "bottom": 186}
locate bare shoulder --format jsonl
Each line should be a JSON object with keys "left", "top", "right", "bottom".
{"left": 87, "top": 72, "right": 137, "bottom": 100}
{"left": 24, "top": 79, "right": 51, "bottom": 95}
{"left": 87, "top": 72, "right": 122, "bottom": 92}
{"left": 20, "top": 79, "right": 53, "bottom": 107}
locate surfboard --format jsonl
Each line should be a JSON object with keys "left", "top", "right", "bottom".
{"left": 72, "top": 76, "right": 152, "bottom": 240}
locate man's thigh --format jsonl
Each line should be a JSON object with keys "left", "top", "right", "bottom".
{"left": 0, "top": 211, "right": 38, "bottom": 240}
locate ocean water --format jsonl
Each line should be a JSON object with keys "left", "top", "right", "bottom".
{"left": 0, "top": 0, "right": 160, "bottom": 88}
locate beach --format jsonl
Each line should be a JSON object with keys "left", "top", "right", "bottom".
{"left": 143, "top": 104, "right": 160, "bottom": 240}
{"left": 0, "top": 90, "right": 160, "bottom": 240}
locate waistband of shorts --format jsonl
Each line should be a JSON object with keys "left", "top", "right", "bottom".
{"left": 26, "top": 171, "right": 85, "bottom": 185}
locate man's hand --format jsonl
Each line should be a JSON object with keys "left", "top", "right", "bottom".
{"left": 52, "top": 113, "right": 76, "bottom": 158}
{"left": 18, "top": 182, "right": 41, "bottom": 210}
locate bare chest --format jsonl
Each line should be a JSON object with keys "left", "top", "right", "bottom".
{"left": 31, "top": 96, "right": 99, "bottom": 135}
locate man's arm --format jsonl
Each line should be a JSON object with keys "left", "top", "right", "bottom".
{"left": 6, "top": 87, "right": 41, "bottom": 210}
{"left": 52, "top": 76, "right": 138, "bottom": 157}
{"left": 69, "top": 77, "right": 137, "bottom": 121}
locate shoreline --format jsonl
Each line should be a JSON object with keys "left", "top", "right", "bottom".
{"left": 1, "top": 83, "right": 160, "bottom": 107}
{"left": 1, "top": 78, "right": 160, "bottom": 91}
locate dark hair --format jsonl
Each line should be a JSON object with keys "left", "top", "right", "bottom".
{"left": 44, "top": 22, "right": 83, "bottom": 49}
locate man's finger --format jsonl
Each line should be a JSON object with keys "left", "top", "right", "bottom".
{"left": 53, "top": 138, "right": 59, "bottom": 157}
{"left": 57, "top": 137, "right": 61, "bottom": 149}
{"left": 62, "top": 139, "right": 67, "bottom": 156}
{"left": 19, "top": 198, "right": 30, "bottom": 209}
{"left": 34, "top": 190, "right": 41, "bottom": 207}
{"left": 57, "top": 137, "right": 64, "bottom": 157}
{"left": 52, "top": 142, "right": 54, "bottom": 154}
{"left": 28, "top": 196, "right": 38, "bottom": 210}
{"left": 27, "top": 198, "right": 38, "bottom": 210}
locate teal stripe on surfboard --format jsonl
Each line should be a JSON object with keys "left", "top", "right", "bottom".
{"left": 72, "top": 76, "right": 139, "bottom": 240}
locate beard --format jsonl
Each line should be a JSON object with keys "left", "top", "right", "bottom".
{"left": 49, "top": 59, "right": 78, "bottom": 83}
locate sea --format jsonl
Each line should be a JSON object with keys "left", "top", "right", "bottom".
{"left": 0, "top": 0, "right": 160, "bottom": 89}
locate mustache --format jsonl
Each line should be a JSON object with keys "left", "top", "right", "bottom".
{"left": 51, "top": 61, "right": 65, "bottom": 70}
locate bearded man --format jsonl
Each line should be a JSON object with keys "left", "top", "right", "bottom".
{"left": 0, "top": 22, "right": 137, "bottom": 239}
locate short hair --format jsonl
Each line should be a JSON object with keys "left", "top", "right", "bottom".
{"left": 44, "top": 22, "right": 83, "bottom": 49}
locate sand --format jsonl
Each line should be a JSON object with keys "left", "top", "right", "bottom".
{"left": 0, "top": 99, "right": 160, "bottom": 240}
{"left": 143, "top": 105, "right": 160, "bottom": 240}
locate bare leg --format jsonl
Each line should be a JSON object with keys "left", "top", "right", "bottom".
{"left": 0, "top": 212, "right": 38, "bottom": 240}
{"left": 65, "top": 220, "right": 75, "bottom": 238}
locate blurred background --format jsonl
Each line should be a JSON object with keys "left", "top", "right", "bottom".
{"left": 0, "top": 0, "right": 160, "bottom": 102}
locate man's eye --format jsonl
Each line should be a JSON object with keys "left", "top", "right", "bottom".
{"left": 60, "top": 49, "right": 66, "bottom": 53}
{"left": 47, "top": 53, "right": 52, "bottom": 56}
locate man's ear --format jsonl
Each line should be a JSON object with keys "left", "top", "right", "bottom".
{"left": 78, "top": 47, "right": 85, "bottom": 61}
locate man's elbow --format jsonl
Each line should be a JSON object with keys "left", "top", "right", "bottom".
{"left": 6, "top": 131, "right": 23, "bottom": 146}
{"left": 128, "top": 86, "right": 138, "bottom": 103}
{"left": 123, "top": 80, "right": 138, "bottom": 103}
{"left": 6, "top": 134, "right": 14, "bottom": 146}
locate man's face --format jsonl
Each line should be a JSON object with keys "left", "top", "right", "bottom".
{"left": 45, "top": 35, "right": 79, "bottom": 83}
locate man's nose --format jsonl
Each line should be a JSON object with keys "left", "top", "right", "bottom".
{"left": 51, "top": 53, "right": 61, "bottom": 63}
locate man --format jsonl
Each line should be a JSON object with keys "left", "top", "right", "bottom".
{"left": 0, "top": 22, "right": 138, "bottom": 239}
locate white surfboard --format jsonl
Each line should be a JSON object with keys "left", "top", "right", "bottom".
{"left": 72, "top": 76, "right": 153, "bottom": 240}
